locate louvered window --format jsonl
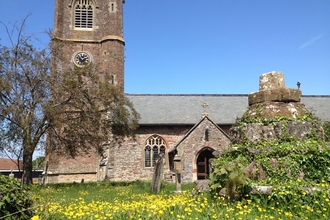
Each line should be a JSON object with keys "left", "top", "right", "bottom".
{"left": 74, "top": 0, "right": 93, "bottom": 29}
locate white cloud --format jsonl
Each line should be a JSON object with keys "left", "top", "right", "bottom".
{"left": 298, "top": 33, "right": 325, "bottom": 49}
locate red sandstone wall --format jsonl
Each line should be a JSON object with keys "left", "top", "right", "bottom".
{"left": 54, "top": 0, "right": 124, "bottom": 41}
{"left": 53, "top": 0, "right": 125, "bottom": 88}
{"left": 46, "top": 146, "right": 99, "bottom": 183}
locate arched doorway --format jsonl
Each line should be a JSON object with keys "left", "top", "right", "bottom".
{"left": 196, "top": 149, "right": 214, "bottom": 180}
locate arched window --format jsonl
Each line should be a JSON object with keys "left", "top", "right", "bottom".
{"left": 74, "top": 0, "right": 94, "bottom": 29}
{"left": 144, "top": 135, "right": 166, "bottom": 168}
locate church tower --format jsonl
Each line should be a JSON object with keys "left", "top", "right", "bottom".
{"left": 53, "top": 0, "right": 125, "bottom": 90}
{"left": 46, "top": 0, "right": 126, "bottom": 183}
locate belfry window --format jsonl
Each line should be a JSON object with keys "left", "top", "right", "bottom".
{"left": 74, "top": 0, "right": 94, "bottom": 29}
{"left": 144, "top": 135, "right": 166, "bottom": 168}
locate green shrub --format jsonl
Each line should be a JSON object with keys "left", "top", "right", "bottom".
{"left": 0, "top": 175, "right": 34, "bottom": 219}
{"left": 210, "top": 155, "right": 250, "bottom": 201}
{"left": 210, "top": 139, "right": 330, "bottom": 204}
{"left": 323, "top": 121, "right": 330, "bottom": 142}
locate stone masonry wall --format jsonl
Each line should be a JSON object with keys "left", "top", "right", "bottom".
{"left": 53, "top": 0, "right": 125, "bottom": 89}
{"left": 230, "top": 71, "right": 319, "bottom": 144}
{"left": 46, "top": 146, "right": 100, "bottom": 183}
{"left": 109, "top": 125, "right": 191, "bottom": 181}
{"left": 46, "top": 123, "right": 232, "bottom": 183}
{"left": 54, "top": 0, "right": 124, "bottom": 41}
{"left": 47, "top": 173, "right": 97, "bottom": 183}
{"left": 177, "top": 119, "right": 231, "bottom": 183}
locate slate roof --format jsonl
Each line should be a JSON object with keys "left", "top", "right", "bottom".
{"left": 126, "top": 94, "right": 330, "bottom": 125}
{"left": 301, "top": 96, "right": 330, "bottom": 122}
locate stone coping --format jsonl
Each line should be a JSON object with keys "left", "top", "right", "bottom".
{"left": 248, "top": 88, "right": 301, "bottom": 105}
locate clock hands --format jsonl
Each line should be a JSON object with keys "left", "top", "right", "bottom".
{"left": 74, "top": 52, "right": 90, "bottom": 66}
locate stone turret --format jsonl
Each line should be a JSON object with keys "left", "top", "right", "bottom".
{"left": 229, "top": 71, "right": 323, "bottom": 144}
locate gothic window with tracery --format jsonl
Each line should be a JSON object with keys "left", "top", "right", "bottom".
{"left": 74, "top": 0, "right": 94, "bottom": 29}
{"left": 144, "top": 135, "right": 166, "bottom": 168}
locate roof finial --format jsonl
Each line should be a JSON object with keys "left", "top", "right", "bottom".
{"left": 201, "top": 102, "right": 208, "bottom": 117}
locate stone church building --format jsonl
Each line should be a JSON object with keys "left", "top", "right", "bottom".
{"left": 46, "top": 0, "right": 330, "bottom": 183}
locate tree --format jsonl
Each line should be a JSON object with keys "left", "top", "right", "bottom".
{"left": 0, "top": 17, "right": 140, "bottom": 185}
{"left": 46, "top": 60, "right": 140, "bottom": 159}
{"left": 0, "top": 16, "right": 51, "bottom": 185}
{"left": 32, "top": 156, "right": 45, "bottom": 169}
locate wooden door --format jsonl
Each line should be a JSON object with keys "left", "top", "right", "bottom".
{"left": 197, "top": 157, "right": 208, "bottom": 179}
{"left": 197, "top": 149, "right": 214, "bottom": 180}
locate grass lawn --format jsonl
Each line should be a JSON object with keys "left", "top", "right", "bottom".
{"left": 30, "top": 180, "right": 330, "bottom": 219}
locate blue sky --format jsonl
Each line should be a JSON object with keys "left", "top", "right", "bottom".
{"left": 0, "top": 0, "right": 329, "bottom": 95}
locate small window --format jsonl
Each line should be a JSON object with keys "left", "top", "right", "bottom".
{"left": 205, "top": 126, "right": 210, "bottom": 141}
{"left": 144, "top": 135, "right": 166, "bottom": 168}
{"left": 74, "top": 0, "right": 94, "bottom": 29}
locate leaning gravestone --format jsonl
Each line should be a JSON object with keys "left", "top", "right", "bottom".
{"left": 151, "top": 153, "right": 165, "bottom": 193}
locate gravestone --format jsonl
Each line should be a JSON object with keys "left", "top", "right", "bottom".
{"left": 151, "top": 153, "right": 165, "bottom": 193}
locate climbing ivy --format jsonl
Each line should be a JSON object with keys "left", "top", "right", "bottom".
{"left": 0, "top": 175, "right": 34, "bottom": 219}
{"left": 323, "top": 121, "right": 330, "bottom": 142}
{"left": 237, "top": 106, "right": 319, "bottom": 127}
{"left": 209, "top": 139, "right": 330, "bottom": 200}
{"left": 215, "top": 104, "right": 330, "bottom": 203}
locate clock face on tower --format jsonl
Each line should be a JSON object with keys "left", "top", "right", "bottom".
{"left": 73, "top": 51, "right": 91, "bottom": 67}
